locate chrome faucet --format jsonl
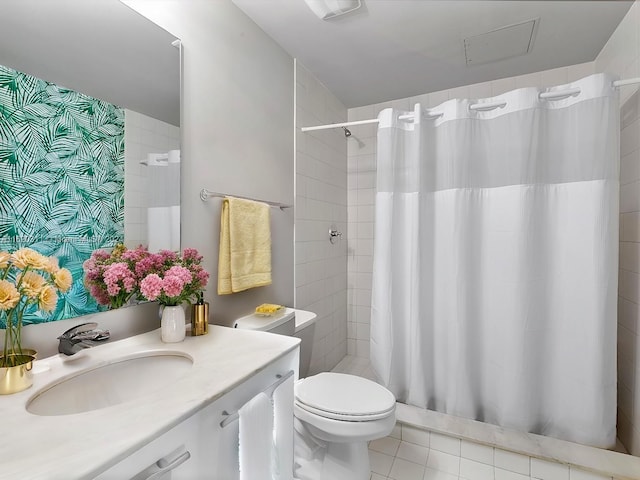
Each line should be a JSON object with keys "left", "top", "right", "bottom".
{"left": 57, "top": 322, "right": 110, "bottom": 356}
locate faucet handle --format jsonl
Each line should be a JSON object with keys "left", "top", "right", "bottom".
{"left": 58, "top": 322, "right": 99, "bottom": 339}
{"left": 58, "top": 322, "right": 110, "bottom": 356}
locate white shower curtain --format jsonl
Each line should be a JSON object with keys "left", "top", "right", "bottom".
{"left": 370, "top": 73, "right": 619, "bottom": 448}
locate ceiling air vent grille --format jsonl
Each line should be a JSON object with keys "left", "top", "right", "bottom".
{"left": 464, "top": 18, "right": 538, "bottom": 66}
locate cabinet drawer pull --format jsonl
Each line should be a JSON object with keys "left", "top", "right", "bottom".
{"left": 145, "top": 451, "right": 191, "bottom": 479}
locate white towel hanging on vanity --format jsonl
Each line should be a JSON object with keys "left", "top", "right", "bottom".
{"left": 272, "top": 374, "right": 294, "bottom": 480}
{"left": 239, "top": 392, "right": 273, "bottom": 480}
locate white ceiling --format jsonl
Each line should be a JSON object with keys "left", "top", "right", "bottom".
{"left": 232, "top": 0, "right": 633, "bottom": 107}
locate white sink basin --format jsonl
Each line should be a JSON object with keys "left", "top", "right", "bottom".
{"left": 27, "top": 351, "right": 193, "bottom": 416}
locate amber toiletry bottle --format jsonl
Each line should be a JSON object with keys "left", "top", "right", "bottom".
{"left": 191, "top": 292, "right": 209, "bottom": 336}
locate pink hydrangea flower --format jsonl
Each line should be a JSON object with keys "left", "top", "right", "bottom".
{"left": 134, "top": 256, "right": 158, "bottom": 279}
{"left": 182, "top": 248, "right": 202, "bottom": 262}
{"left": 103, "top": 262, "right": 135, "bottom": 296}
{"left": 162, "top": 275, "right": 185, "bottom": 297}
{"left": 140, "top": 274, "right": 163, "bottom": 301}
{"left": 89, "top": 285, "right": 111, "bottom": 306}
{"left": 122, "top": 245, "right": 149, "bottom": 263}
{"left": 158, "top": 250, "right": 178, "bottom": 263}
{"left": 92, "top": 250, "right": 111, "bottom": 261}
{"left": 195, "top": 268, "right": 210, "bottom": 286}
{"left": 165, "top": 265, "right": 192, "bottom": 285}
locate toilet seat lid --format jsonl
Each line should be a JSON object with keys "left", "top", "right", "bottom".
{"left": 295, "top": 372, "right": 395, "bottom": 419}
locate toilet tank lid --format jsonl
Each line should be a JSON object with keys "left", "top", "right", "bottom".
{"left": 233, "top": 308, "right": 295, "bottom": 331}
{"left": 293, "top": 309, "right": 316, "bottom": 332}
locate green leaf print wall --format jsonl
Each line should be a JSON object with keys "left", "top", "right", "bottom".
{"left": 0, "top": 64, "right": 124, "bottom": 324}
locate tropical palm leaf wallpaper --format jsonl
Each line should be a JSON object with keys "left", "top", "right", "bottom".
{"left": 0, "top": 64, "right": 124, "bottom": 324}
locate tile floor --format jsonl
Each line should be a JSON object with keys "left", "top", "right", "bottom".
{"left": 330, "top": 356, "right": 618, "bottom": 480}
{"left": 366, "top": 423, "right": 616, "bottom": 480}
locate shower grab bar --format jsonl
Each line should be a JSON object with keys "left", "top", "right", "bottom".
{"left": 300, "top": 76, "right": 640, "bottom": 133}
{"left": 219, "top": 370, "right": 295, "bottom": 428}
{"left": 200, "top": 188, "right": 292, "bottom": 210}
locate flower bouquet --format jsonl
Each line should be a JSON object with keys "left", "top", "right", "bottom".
{"left": 83, "top": 244, "right": 150, "bottom": 310}
{"left": 84, "top": 245, "right": 209, "bottom": 342}
{"left": 137, "top": 248, "right": 209, "bottom": 306}
{"left": 0, "top": 248, "right": 72, "bottom": 393}
{"left": 84, "top": 245, "right": 209, "bottom": 308}
{"left": 137, "top": 248, "right": 209, "bottom": 343}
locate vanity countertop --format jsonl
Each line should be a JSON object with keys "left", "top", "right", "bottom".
{"left": 0, "top": 326, "right": 300, "bottom": 480}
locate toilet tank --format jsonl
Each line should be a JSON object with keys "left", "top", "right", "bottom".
{"left": 233, "top": 308, "right": 296, "bottom": 336}
{"left": 293, "top": 310, "right": 316, "bottom": 379}
{"left": 233, "top": 308, "right": 317, "bottom": 379}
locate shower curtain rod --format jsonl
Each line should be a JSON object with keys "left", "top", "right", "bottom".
{"left": 300, "top": 76, "right": 640, "bottom": 133}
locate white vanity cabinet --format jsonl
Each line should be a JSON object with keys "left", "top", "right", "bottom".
{"left": 94, "top": 349, "right": 298, "bottom": 480}
{"left": 2, "top": 327, "right": 299, "bottom": 480}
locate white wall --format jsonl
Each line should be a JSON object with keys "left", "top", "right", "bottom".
{"left": 295, "top": 61, "right": 348, "bottom": 374}
{"left": 345, "top": 61, "right": 596, "bottom": 359}
{"left": 123, "top": 0, "right": 295, "bottom": 326}
{"left": 595, "top": 0, "right": 640, "bottom": 456}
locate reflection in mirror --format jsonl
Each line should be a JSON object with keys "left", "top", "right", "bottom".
{"left": 0, "top": 0, "right": 180, "bottom": 324}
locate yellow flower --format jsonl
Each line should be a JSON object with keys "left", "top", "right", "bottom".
{"left": 21, "top": 271, "right": 46, "bottom": 299}
{"left": 53, "top": 268, "right": 73, "bottom": 292}
{"left": 44, "top": 256, "right": 60, "bottom": 274}
{"left": 11, "top": 248, "right": 49, "bottom": 270}
{"left": 38, "top": 285, "right": 58, "bottom": 312}
{"left": 0, "top": 251, "right": 10, "bottom": 269}
{"left": 0, "top": 280, "right": 19, "bottom": 311}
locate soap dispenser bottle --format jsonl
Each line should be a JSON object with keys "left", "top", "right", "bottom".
{"left": 191, "top": 292, "right": 209, "bottom": 336}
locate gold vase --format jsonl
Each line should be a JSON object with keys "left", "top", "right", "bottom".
{"left": 0, "top": 353, "right": 35, "bottom": 395}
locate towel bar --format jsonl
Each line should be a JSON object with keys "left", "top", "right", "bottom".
{"left": 220, "top": 370, "right": 295, "bottom": 428}
{"left": 200, "top": 189, "right": 293, "bottom": 210}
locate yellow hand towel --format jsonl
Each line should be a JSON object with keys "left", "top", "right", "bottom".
{"left": 218, "top": 197, "right": 272, "bottom": 295}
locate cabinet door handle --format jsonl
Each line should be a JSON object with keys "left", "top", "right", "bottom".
{"left": 144, "top": 451, "right": 191, "bottom": 480}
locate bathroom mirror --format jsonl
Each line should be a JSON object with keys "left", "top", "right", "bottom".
{"left": 0, "top": 0, "right": 180, "bottom": 323}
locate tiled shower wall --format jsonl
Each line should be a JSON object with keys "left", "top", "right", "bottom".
{"left": 346, "top": 60, "right": 596, "bottom": 360}
{"left": 123, "top": 110, "right": 180, "bottom": 248}
{"left": 596, "top": 0, "right": 640, "bottom": 455}
{"left": 295, "top": 61, "right": 348, "bottom": 375}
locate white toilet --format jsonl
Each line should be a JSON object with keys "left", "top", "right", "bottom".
{"left": 234, "top": 309, "right": 396, "bottom": 480}
{"left": 293, "top": 371, "right": 396, "bottom": 480}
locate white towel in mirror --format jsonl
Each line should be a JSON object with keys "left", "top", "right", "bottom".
{"left": 147, "top": 205, "right": 180, "bottom": 252}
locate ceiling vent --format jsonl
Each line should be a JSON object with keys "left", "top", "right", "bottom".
{"left": 303, "top": 0, "right": 362, "bottom": 20}
{"left": 464, "top": 18, "right": 538, "bottom": 66}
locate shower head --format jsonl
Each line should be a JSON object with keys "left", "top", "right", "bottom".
{"left": 342, "top": 126, "right": 352, "bottom": 137}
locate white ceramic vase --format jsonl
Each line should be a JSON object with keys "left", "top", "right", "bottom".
{"left": 161, "top": 305, "right": 186, "bottom": 343}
